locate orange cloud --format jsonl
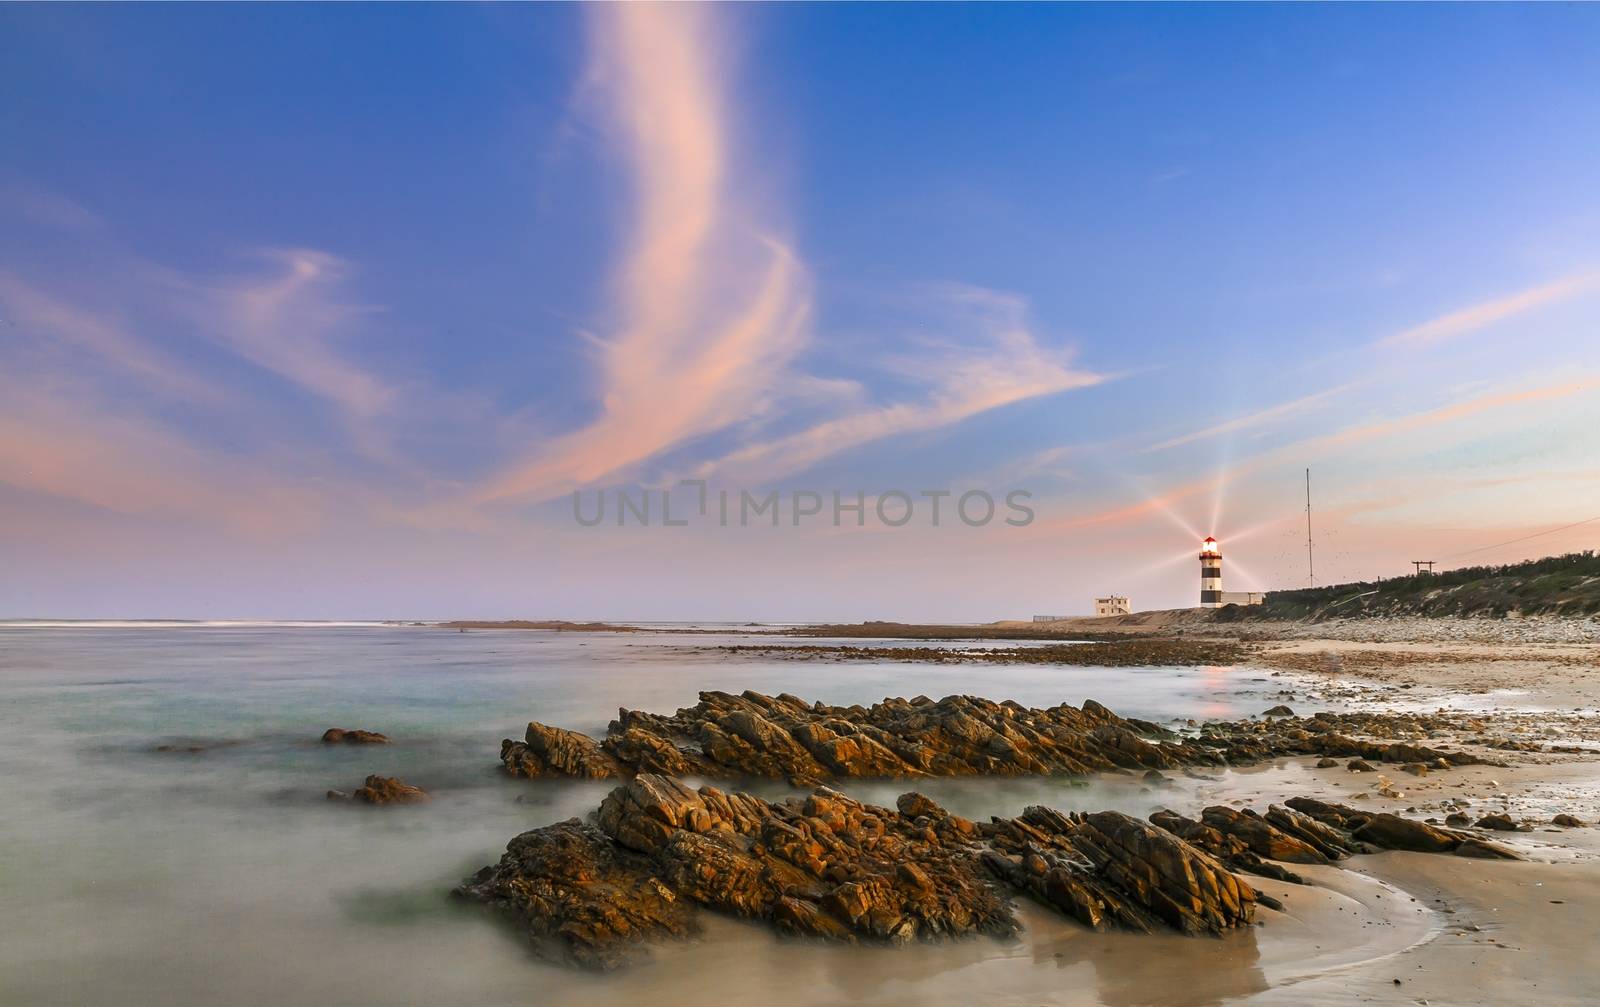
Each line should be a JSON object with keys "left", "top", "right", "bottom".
{"left": 696, "top": 288, "right": 1104, "bottom": 484}
{"left": 476, "top": 5, "right": 809, "bottom": 504}
{"left": 0, "top": 372, "right": 326, "bottom": 535}
{"left": 1381, "top": 271, "right": 1600, "bottom": 348}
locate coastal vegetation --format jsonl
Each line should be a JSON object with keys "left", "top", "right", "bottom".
{"left": 1227, "top": 551, "right": 1600, "bottom": 621}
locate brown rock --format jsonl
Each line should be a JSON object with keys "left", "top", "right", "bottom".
{"left": 896, "top": 791, "right": 947, "bottom": 819}
{"left": 1453, "top": 838, "right": 1525, "bottom": 860}
{"left": 1351, "top": 813, "right": 1459, "bottom": 853}
{"left": 489, "top": 692, "right": 1487, "bottom": 787}
{"left": 453, "top": 818, "right": 696, "bottom": 970}
{"left": 460, "top": 778, "right": 1532, "bottom": 970}
{"left": 1552, "top": 814, "right": 1587, "bottom": 827}
{"left": 502, "top": 722, "right": 624, "bottom": 780}
{"left": 321, "top": 728, "right": 389, "bottom": 744}
{"left": 350, "top": 775, "right": 428, "bottom": 805}
{"left": 1200, "top": 806, "right": 1329, "bottom": 864}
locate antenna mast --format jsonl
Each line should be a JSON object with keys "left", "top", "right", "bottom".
{"left": 1305, "top": 468, "right": 1315, "bottom": 588}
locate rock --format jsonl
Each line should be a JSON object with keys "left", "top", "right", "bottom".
{"left": 453, "top": 818, "right": 697, "bottom": 970}
{"left": 1353, "top": 813, "right": 1461, "bottom": 853}
{"left": 1347, "top": 759, "right": 1376, "bottom": 772}
{"left": 1399, "top": 762, "right": 1429, "bottom": 776}
{"left": 349, "top": 775, "right": 429, "bottom": 805}
{"left": 895, "top": 791, "right": 947, "bottom": 819}
{"left": 502, "top": 722, "right": 624, "bottom": 780}
{"left": 459, "top": 775, "right": 1260, "bottom": 969}
{"left": 489, "top": 692, "right": 1485, "bottom": 787}
{"left": 1474, "top": 813, "right": 1518, "bottom": 832}
{"left": 1552, "top": 814, "right": 1587, "bottom": 827}
{"left": 1445, "top": 812, "right": 1471, "bottom": 827}
{"left": 1453, "top": 838, "right": 1525, "bottom": 861}
{"left": 1315, "top": 757, "right": 1339, "bottom": 768}
{"left": 321, "top": 728, "right": 389, "bottom": 744}
{"left": 1199, "top": 806, "right": 1330, "bottom": 864}
{"left": 460, "top": 778, "right": 1536, "bottom": 970}
{"left": 1261, "top": 705, "right": 1295, "bottom": 717}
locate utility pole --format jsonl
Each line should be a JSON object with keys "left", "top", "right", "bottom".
{"left": 1305, "top": 468, "right": 1315, "bottom": 588}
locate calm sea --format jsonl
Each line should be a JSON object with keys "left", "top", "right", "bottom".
{"left": 0, "top": 624, "right": 1330, "bottom": 1006}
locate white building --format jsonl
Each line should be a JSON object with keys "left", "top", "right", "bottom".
{"left": 1094, "top": 595, "right": 1131, "bottom": 617}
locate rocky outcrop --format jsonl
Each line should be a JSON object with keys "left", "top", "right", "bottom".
{"left": 455, "top": 818, "right": 695, "bottom": 969}
{"left": 332, "top": 774, "right": 428, "bottom": 805}
{"left": 497, "top": 692, "right": 1489, "bottom": 787}
{"left": 501, "top": 723, "right": 624, "bottom": 779}
{"left": 458, "top": 776, "right": 1536, "bottom": 969}
{"left": 1284, "top": 797, "right": 1523, "bottom": 859}
{"left": 321, "top": 728, "right": 389, "bottom": 744}
{"left": 456, "top": 774, "right": 1261, "bottom": 969}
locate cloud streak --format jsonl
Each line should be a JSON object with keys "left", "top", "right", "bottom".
{"left": 474, "top": 9, "right": 1101, "bottom": 506}
{"left": 1141, "top": 383, "right": 1356, "bottom": 453}
{"left": 476, "top": 5, "right": 810, "bottom": 503}
{"left": 1381, "top": 270, "right": 1600, "bottom": 348}
{"left": 696, "top": 287, "right": 1104, "bottom": 484}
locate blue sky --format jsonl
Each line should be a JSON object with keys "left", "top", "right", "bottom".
{"left": 3, "top": 4, "right": 1599, "bottom": 618}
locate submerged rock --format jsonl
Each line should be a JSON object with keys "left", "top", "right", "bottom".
{"left": 321, "top": 728, "right": 389, "bottom": 744}
{"left": 348, "top": 774, "right": 428, "bottom": 805}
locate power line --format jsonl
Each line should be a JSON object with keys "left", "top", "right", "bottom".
{"left": 1441, "top": 514, "right": 1600, "bottom": 561}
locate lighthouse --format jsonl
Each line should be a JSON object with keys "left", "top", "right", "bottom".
{"left": 1199, "top": 536, "right": 1223, "bottom": 607}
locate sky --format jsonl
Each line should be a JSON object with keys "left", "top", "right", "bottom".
{"left": 3, "top": 3, "right": 1599, "bottom": 620}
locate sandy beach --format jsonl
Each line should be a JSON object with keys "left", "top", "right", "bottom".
{"left": 719, "top": 614, "right": 1600, "bottom": 1004}
{"left": 1145, "top": 616, "right": 1600, "bottom": 1005}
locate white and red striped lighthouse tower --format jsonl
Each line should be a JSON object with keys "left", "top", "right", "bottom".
{"left": 1199, "top": 536, "right": 1223, "bottom": 607}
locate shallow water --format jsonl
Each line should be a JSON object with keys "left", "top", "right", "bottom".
{"left": 1, "top": 624, "right": 1360, "bottom": 1006}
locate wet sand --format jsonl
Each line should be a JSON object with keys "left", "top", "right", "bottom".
{"left": 716, "top": 615, "right": 1600, "bottom": 1004}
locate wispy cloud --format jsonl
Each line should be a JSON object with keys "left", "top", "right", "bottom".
{"left": 473, "top": 9, "right": 1100, "bottom": 506}
{"left": 0, "top": 274, "right": 218, "bottom": 403}
{"left": 0, "top": 369, "right": 327, "bottom": 534}
{"left": 474, "top": 6, "right": 809, "bottom": 504}
{"left": 184, "top": 249, "right": 395, "bottom": 420}
{"left": 695, "top": 286, "right": 1103, "bottom": 484}
{"left": 1141, "top": 383, "right": 1356, "bottom": 453}
{"left": 1381, "top": 270, "right": 1600, "bottom": 348}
